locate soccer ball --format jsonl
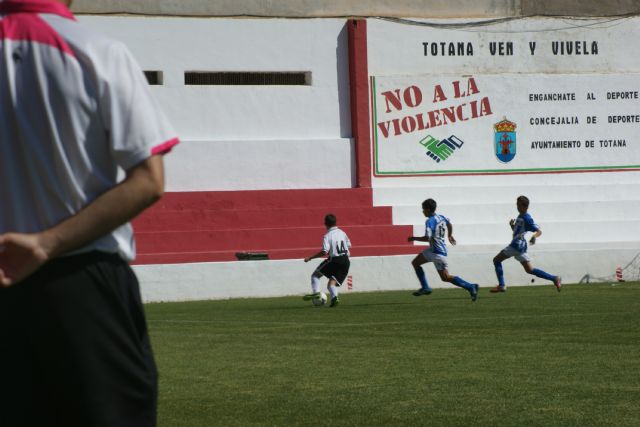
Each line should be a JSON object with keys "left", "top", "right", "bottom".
{"left": 312, "top": 292, "right": 327, "bottom": 306}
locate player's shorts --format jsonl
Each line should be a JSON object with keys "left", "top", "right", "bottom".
{"left": 420, "top": 247, "right": 448, "bottom": 271}
{"left": 500, "top": 245, "right": 532, "bottom": 262}
{"left": 0, "top": 251, "right": 157, "bottom": 427}
{"left": 314, "top": 255, "right": 350, "bottom": 286}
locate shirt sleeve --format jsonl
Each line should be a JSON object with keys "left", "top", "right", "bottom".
{"left": 424, "top": 218, "right": 434, "bottom": 238}
{"left": 524, "top": 214, "right": 540, "bottom": 232}
{"left": 322, "top": 234, "right": 330, "bottom": 253}
{"left": 346, "top": 234, "right": 352, "bottom": 249}
{"left": 99, "top": 41, "right": 179, "bottom": 171}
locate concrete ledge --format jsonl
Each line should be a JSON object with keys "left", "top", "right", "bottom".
{"left": 71, "top": 0, "right": 639, "bottom": 18}
{"left": 71, "top": 0, "right": 521, "bottom": 18}
{"left": 522, "top": 0, "right": 640, "bottom": 16}
{"left": 134, "top": 244, "right": 639, "bottom": 302}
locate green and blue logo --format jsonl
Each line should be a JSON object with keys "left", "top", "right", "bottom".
{"left": 419, "top": 134, "right": 465, "bottom": 163}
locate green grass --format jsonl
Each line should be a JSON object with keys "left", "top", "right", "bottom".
{"left": 146, "top": 283, "right": 640, "bottom": 426}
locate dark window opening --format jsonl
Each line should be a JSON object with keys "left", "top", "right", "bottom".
{"left": 184, "top": 71, "right": 310, "bottom": 86}
{"left": 144, "top": 71, "right": 163, "bottom": 85}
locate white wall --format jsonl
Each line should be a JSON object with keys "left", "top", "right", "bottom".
{"left": 164, "top": 138, "right": 355, "bottom": 190}
{"left": 79, "top": 16, "right": 354, "bottom": 190}
{"left": 135, "top": 245, "right": 637, "bottom": 302}
{"left": 85, "top": 15, "right": 640, "bottom": 302}
{"left": 368, "top": 17, "right": 640, "bottom": 76}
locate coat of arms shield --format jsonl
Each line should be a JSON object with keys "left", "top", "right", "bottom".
{"left": 494, "top": 118, "right": 517, "bottom": 163}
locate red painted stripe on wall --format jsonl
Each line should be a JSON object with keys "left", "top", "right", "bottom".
{"left": 348, "top": 19, "right": 372, "bottom": 188}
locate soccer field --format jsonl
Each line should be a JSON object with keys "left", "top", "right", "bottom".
{"left": 146, "top": 283, "right": 640, "bottom": 426}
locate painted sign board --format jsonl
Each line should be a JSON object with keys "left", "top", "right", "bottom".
{"left": 369, "top": 17, "right": 640, "bottom": 176}
{"left": 372, "top": 73, "right": 640, "bottom": 176}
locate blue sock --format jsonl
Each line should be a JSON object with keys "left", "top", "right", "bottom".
{"left": 532, "top": 268, "right": 556, "bottom": 282}
{"left": 414, "top": 266, "right": 431, "bottom": 290}
{"left": 451, "top": 276, "right": 473, "bottom": 291}
{"left": 494, "top": 261, "right": 505, "bottom": 287}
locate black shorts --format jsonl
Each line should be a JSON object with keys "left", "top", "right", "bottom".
{"left": 0, "top": 251, "right": 157, "bottom": 427}
{"left": 314, "top": 255, "right": 350, "bottom": 286}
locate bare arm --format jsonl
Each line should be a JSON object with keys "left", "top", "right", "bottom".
{"left": 0, "top": 155, "right": 165, "bottom": 287}
{"left": 447, "top": 222, "right": 456, "bottom": 245}
{"left": 529, "top": 229, "right": 542, "bottom": 245}
{"left": 304, "top": 250, "right": 327, "bottom": 263}
{"left": 408, "top": 236, "right": 430, "bottom": 243}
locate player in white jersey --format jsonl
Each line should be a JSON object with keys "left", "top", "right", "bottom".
{"left": 0, "top": 1, "right": 178, "bottom": 425}
{"left": 408, "top": 199, "right": 479, "bottom": 301}
{"left": 491, "top": 195, "right": 562, "bottom": 293}
{"left": 304, "top": 214, "right": 351, "bottom": 307}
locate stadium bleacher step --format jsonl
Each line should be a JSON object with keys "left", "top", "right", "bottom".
{"left": 135, "top": 224, "right": 413, "bottom": 253}
{"left": 134, "top": 244, "right": 420, "bottom": 265}
{"left": 393, "top": 199, "right": 640, "bottom": 224}
{"left": 133, "top": 188, "right": 415, "bottom": 264}
{"left": 374, "top": 183, "right": 640, "bottom": 206}
{"left": 134, "top": 182, "right": 640, "bottom": 264}
{"left": 410, "top": 219, "right": 640, "bottom": 246}
{"left": 152, "top": 188, "right": 374, "bottom": 211}
{"left": 133, "top": 206, "right": 393, "bottom": 232}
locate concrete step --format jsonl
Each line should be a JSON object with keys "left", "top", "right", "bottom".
{"left": 133, "top": 244, "right": 419, "bottom": 265}
{"left": 393, "top": 200, "right": 640, "bottom": 225}
{"left": 133, "top": 188, "right": 422, "bottom": 263}
{"left": 374, "top": 183, "right": 640, "bottom": 207}
{"left": 410, "top": 219, "right": 640, "bottom": 245}
{"left": 135, "top": 224, "right": 414, "bottom": 253}
{"left": 153, "top": 188, "right": 373, "bottom": 211}
{"left": 133, "top": 206, "right": 393, "bottom": 232}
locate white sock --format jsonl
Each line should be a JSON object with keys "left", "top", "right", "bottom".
{"left": 311, "top": 276, "right": 320, "bottom": 293}
{"left": 328, "top": 285, "right": 338, "bottom": 298}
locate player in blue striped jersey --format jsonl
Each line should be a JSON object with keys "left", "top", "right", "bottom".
{"left": 408, "top": 199, "right": 479, "bottom": 301}
{"left": 491, "top": 195, "right": 562, "bottom": 293}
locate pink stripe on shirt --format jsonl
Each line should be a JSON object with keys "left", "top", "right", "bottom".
{"left": 0, "top": 5, "right": 75, "bottom": 58}
{"left": 0, "top": 0, "right": 75, "bottom": 20}
{"left": 151, "top": 137, "right": 180, "bottom": 155}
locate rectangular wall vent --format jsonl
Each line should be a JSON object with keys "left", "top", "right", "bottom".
{"left": 184, "top": 72, "right": 310, "bottom": 86}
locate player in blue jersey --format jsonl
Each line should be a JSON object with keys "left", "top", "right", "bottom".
{"left": 408, "top": 199, "right": 479, "bottom": 301}
{"left": 491, "top": 195, "right": 561, "bottom": 293}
